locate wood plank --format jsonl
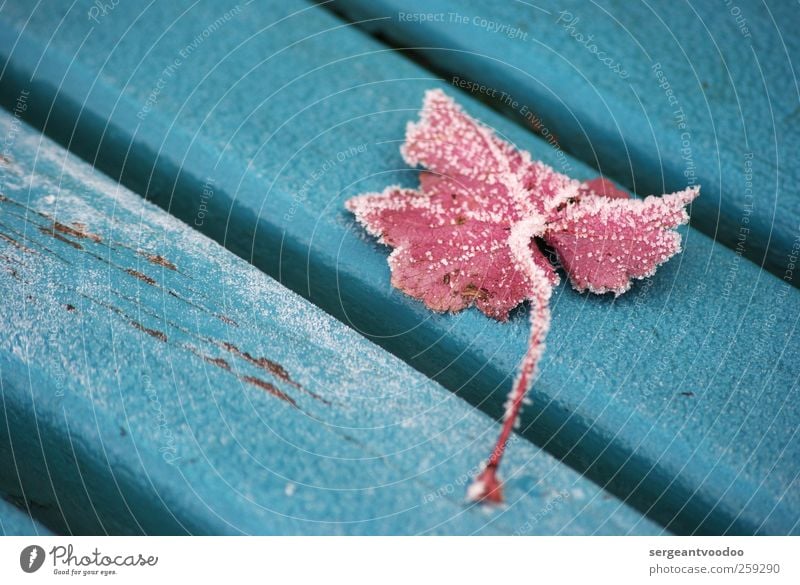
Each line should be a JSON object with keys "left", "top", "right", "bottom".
{"left": 0, "top": 110, "right": 659, "bottom": 535}
{"left": 328, "top": 0, "right": 800, "bottom": 284}
{"left": 0, "top": 0, "right": 797, "bottom": 534}
{"left": 0, "top": 494, "right": 54, "bottom": 535}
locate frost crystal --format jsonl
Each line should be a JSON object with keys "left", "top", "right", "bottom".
{"left": 346, "top": 89, "right": 699, "bottom": 503}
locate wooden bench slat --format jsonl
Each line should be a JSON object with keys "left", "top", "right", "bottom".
{"left": 329, "top": 0, "right": 800, "bottom": 285}
{"left": 1, "top": 493, "right": 54, "bottom": 535}
{"left": 0, "top": 0, "right": 797, "bottom": 534}
{"left": 0, "top": 110, "right": 660, "bottom": 535}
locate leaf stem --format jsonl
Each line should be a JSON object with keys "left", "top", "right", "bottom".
{"left": 467, "top": 297, "right": 550, "bottom": 504}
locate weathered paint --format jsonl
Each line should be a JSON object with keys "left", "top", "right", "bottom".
{"left": 0, "top": 111, "right": 659, "bottom": 535}
{"left": 0, "top": 0, "right": 797, "bottom": 534}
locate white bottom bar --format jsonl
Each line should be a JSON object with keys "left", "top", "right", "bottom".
{"left": 1, "top": 536, "right": 796, "bottom": 584}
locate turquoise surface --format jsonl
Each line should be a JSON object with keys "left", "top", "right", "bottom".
{"left": 0, "top": 0, "right": 796, "bottom": 534}
{"left": 330, "top": 0, "right": 800, "bottom": 284}
{"left": 0, "top": 111, "right": 659, "bottom": 534}
{"left": 1, "top": 494, "right": 54, "bottom": 536}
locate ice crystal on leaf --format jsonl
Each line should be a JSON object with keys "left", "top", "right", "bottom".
{"left": 346, "top": 89, "right": 699, "bottom": 503}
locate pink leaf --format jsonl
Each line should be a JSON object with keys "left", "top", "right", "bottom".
{"left": 346, "top": 90, "right": 698, "bottom": 504}
{"left": 545, "top": 188, "right": 699, "bottom": 295}
{"left": 347, "top": 184, "right": 555, "bottom": 321}
{"left": 579, "top": 176, "right": 631, "bottom": 200}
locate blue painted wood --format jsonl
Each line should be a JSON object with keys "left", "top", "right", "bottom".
{"left": 328, "top": 0, "right": 800, "bottom": 284}
{"left": 1, "top": 494, "right": 54, "bottom": 535}
{"left": 0, "top": 0, "right": 797, "bottom": 534}
{"left": 0, "top": 110, "right": 660, "bottom": 535}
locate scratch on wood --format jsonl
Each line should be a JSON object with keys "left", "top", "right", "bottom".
{"left": 38, "top": 226, "right": 83, "bottom": 249}
{"left": 241, "top": 375, "right": 298, "bottom": 407}
{"left": 53, "top": 221, "right": 102, "bottom": 243}
{"left": 142, "top": 253, "right": 177, "bottom": 271}
{"left": 83, "top": 293, "right": 170, "bottom": 344}
{"left": 204, "top": 356, "right": 231, "bottom": 370}
{"left": 217, "top": 314, "right": 238, "bottom": 327}
{"left": 0, "top": 219, "right": 69, "bottom": 263}
{"left": 130, "top": 320, "right": 167, "bottom": 342}
{"left": 126, "top": 268, "right": 156, "bottom": 286}
{"left": 0, "top": 231, "right": 27, "bottom": 251}
{"left": 221, "top": 341, "right": 330, "bottom": 405}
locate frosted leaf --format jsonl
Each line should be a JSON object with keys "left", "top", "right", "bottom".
{"left": 346, "top": 90, "right": 698, "bottom": 504}
{"left": 404, "top": 89, "right": 530, "bottom": 225}
{"left": 347, "top": 185, "right": 555, "bottom": 320}
{"left": 401, "top": 89, "right": 523, "bottom": 205}
{"left": 546, "top": 187, "right": 699, "bottom": 295}
{"left": 578, "top": 176, "right": 631, "bottom": 200}
{"left": 519, "top": 159, "right": 582, "bottom": 220}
